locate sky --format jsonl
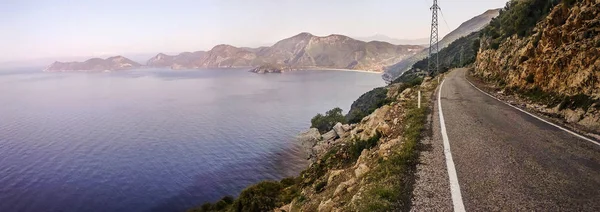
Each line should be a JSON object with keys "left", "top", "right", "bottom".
{"left": 0, "top": 0, "right": 508, "bottom": 62}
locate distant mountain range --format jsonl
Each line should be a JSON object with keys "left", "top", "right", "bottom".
{"left": 43, "top": 8, "right": 500, "bottom": 74}
{"left": 353, "top": 34, "right": 430, "bottom": 46}
{"left": 44, "top": 33, "right": 424, "bottom": 73}
{"left": 383, "top": 9, "right": 501, "bottom": 81}
{"left": 44, "top": 56, "right": 141, "bottom": 72}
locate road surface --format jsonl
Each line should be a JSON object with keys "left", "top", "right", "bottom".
{"left": 424, "top": 68, "right": 600, "bottom": 211}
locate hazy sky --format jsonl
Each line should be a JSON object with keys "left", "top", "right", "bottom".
{"left": 1, "top": 0, "right": 508, "bottom": 62}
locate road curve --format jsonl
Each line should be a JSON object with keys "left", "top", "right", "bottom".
{"left": 438, "top": 68, "right": 600, "bottom": 211}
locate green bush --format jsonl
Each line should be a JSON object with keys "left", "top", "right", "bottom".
{"left": 346, "top": 88, "right": 391, "bottom": 124}
{"left": 558, "top": 94, "right": 597, "bottom": 111}
{"left": 214, "top": 196, "right": 234, "bottom": 210}
{"left": 525, "top": 73, "right": 535, "bottom": 84}
{"left": 314, "top": 181, "right": 327, "bottom": 193}
{"left": 311, "top": 107, "right": 347, "bottom": 133}
{"left": 349, "top": 131, "right": 382, "bottom": 160}
{"left": 232, "top": 181, "right": 284, "bottom": 212}
{"left": 472, "top": 39, "right": 481, "bottom": 53}
{"left": 483, "top": 0, "right": 561, "bottom": 42}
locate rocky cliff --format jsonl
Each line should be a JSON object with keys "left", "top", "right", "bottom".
{"left": 44, "top": 56, "right": 142, "bottom": 72}
{"left": 474, "top": 0, "right": 600, "bottom": 132}
{"left": 147, "top": 33, "right": 423, "bottom": 72}
{"left": 384, "top": 9, "right": 500, "bottom": 81}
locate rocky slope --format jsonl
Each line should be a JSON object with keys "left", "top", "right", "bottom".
{"left": 147, "top": 33, "right": 424, "bottom": 72}
{"left": 384, "top": 9, "right": 500, "bottom": 81}
{"left": 473, "top": 0, "right": 600, "bottom": 133}
{"left": 189, "top": 75, "right": 441, "bottom": 212}
{"left": 44, "top": 56, "right": 142, "bottom": 72}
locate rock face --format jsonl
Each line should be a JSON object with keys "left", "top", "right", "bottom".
{"left": 384, "top": 8, "right": 500, "bottom": 80}
{"left": 297, "top": 128, "right": 322, "bottom": 160}
{"left": 44, "top": 56, "right": 142, "bottom": 72}
{"left": 474, "top": 0, "right": 600, "bottom": 132}
{"left": 249, "top": 64, "right": 289, "bottom": 74}
{"left": 146, "top": 32, "right": 424, "bottom": 72}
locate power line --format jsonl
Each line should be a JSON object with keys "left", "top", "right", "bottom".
{"left": 439, "top": 9, "right": 452, "bottom": 32}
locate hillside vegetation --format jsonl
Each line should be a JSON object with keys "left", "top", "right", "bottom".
{"left": 474, "top": 0, "right": 600, "bottom": 132}
{"left": 384, "top": 9, "right": 500, "bottom": 81}
{"left": 393, "top": 32, "right": 481, "bottom": 84}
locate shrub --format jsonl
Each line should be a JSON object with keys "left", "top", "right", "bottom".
{"left": 490, "top": 40, "right": 501, "bottom": 50}
{"left": 346, "top": 88, "right": 390, "bottom": 124}
{"left": 214, "top": 196, "right": 234, "bottom": 210}
{"left": 525, "top": 73, "right": 535, "bottom": 84}
{"left": 483, "top": 0, "right": 561, "bottom": 42}
{"left": 232, "top": 181, "right": 283, "bottom": 212}
{"left": 472, "top": 39, "right": 481, "bottom": 53}
{"left": 311, "top": 107, "right": 347, "bottom": 133}
{"left": 349, "top": 131, "right": 382, "bottom": 160}
{"left": 280, "top": 177, "right": 296, "bottom": 187}
{"left": 314, "top": 181, "right": 327, "bottom": 193}
{"left": 558, "top": 94, "right": 597, "bottom": 111}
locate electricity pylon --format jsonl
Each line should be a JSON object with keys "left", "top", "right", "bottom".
{"left": 428, "top": 0, "right": 441, "bottom": 75}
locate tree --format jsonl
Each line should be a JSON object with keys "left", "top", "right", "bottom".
{"left": 311, "top": 107, "right": 347, "bottom": 133}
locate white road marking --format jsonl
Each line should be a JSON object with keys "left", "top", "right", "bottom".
{"left": 438, "top": 79, "right": 466, "bottom": 212}
{"left": 464, "top": 76, "right": 600, "bottom": 147}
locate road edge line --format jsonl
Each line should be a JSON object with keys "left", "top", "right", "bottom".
{"left": 438, "top": 79, "right": 466, "bottom": 212}
{"left": 464, "top": 74, "right": 600, "bottom": 147}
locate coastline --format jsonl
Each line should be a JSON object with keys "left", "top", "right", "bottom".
{"left": 292, "top": 67, "right": 384, "bottom": 74}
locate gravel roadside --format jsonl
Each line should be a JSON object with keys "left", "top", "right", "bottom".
{"left": 410, "top": 83, "right": 453, "bottom": 212}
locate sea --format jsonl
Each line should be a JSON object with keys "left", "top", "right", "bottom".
{"left": 0, "top": 67, "right": 385, "bottom": 212}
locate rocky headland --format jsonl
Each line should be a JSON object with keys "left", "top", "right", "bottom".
{"left": 249, "top": 64, "right": 291, "bottom": 74}
{"left": 44, "top": 56, "right": 141, "bottom": 72}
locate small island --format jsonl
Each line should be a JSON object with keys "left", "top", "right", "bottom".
{"left": 249, "top": 64, "right": 291, "bottom": 74}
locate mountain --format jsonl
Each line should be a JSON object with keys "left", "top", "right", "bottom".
{"left": 44, "top": 56, "right": 142, "bottom": 72}
{"left": 354, "top": 34, "right": 430, "bottom": 46}
{"left": 383, "top": 8, "right": 500, "bottom": 80}
{"left": 146, "top": 32, "right": 424, "bottom": 72}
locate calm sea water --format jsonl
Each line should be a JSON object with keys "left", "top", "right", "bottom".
{"left": 0, "top": 68, "right": 384, "bottom": 212}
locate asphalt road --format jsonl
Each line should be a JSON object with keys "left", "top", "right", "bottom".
{"left": 437, "top": 68, "right": 600, "bottom": 211}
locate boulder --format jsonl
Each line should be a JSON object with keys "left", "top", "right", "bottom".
{"left": 564, "top": 109, "right": 585, "bottom": 123}
{"left": 298, "top": 128, "right": 321, "bottom": 147}
{"left": 297, "top": 128, "right": 322, "bottom": 159}
{"left": 342, "top": 124, "right": 352, "bottom": 132}
{"left": 318, "top": 199, "right": 334, "bottom": 212}
{"left": 328, "top": 170, "right": 344, "bottom": 185}
{"left": 322, "top": 129, "right": 338, "bottom": 141}
{"left": 334, "top": 178, "right": 357, "bottom": 197}
{"left": 275, "top": 203, "right": 291, "bottom": 212}
{"left": 333, "top": 122, "right": 346, "bottom": 137}
{"left": 354, "top": 164, "right": 370, "bottom": 179}
{"left": 379, "top": 138, "right": 401, "bottom": 157}
{"left": 354, "top": 149, "right": 369, "bottom": 167}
